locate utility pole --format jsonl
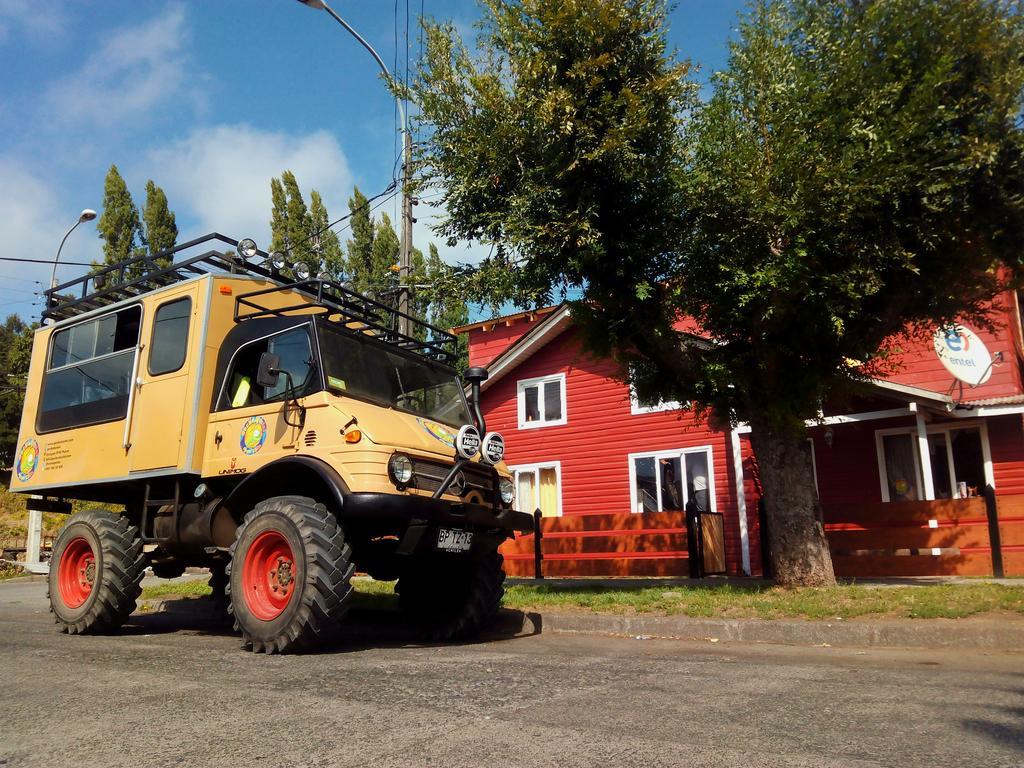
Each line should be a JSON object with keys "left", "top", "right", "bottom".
{"left": 398, "top": 130, "right": 413, "bottom": 337}
{"left": 295, "top": 0, "right": 413, "bottom": 337}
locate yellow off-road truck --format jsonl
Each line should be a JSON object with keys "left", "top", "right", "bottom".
{"left": 9, "top": 233, "right": 531, "bottom": 653}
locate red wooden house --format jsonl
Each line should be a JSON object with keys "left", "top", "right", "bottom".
{"left": 455, "top": 294, "right": 1024, "bottom": 579}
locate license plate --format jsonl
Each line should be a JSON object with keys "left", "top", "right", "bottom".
{"left": 437, "top": 528, "right": 473, "bottom": 552}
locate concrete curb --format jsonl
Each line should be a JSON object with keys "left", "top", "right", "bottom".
{"left": 522, "top": 611, "right": 1024, "bottom": 650}
{"left": 135, "top": 596, "right": 1024, "bottom": 651}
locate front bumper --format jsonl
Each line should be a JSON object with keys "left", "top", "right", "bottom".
{"left": 341, "top": 492, "right": 534, "bottom": 534}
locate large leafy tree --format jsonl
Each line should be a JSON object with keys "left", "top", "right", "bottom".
{"left": 0, "top": 315, "right": 35, "bottom": 471}
{"left": 410, "top": 0, "right": 1024, "bottom": 585}
{"left": 142, "top": 180, "right": 178, "bottom": 266}
{"left": 97, "top": 165, "right": 145, "bottom": 266}
{"left": 424, "top": 243, "right": 470, "bottom": 369}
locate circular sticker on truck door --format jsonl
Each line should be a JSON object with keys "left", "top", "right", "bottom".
{"left": 240, "top": 416, "right": 268, "bottom": 455}
{"left": 17, "top": 439, "right": 39, "bottom": 481}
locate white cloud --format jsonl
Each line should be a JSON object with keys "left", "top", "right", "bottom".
{"left": 45, "top": 4, "right": 193, "bottom": 128}
{"left": 0, "top": 158, "right": 101, "bottom": 316}
{"left": 145, "top": 124, "right": 354, "bottom": 247}
{"left": 0, "top": 0, "right": 66, "bottom": 45}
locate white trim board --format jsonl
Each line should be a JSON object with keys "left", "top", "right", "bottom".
{"left": 734, "top": 407, "right": 915, "bottom": 434}
{"left": 729, "top": 429, "right": 751, "bottom": 576}
{"left": 480, "top": 306, "right": 572, "bottom": 391}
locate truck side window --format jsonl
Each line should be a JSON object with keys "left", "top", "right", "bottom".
{"left": 148, "top": 297, "right": 191, "bottom": 376}
{"left": 38, "top": 305, "right": 142, "bottom": 432}
{"left": 221, "top": 327, "right": 317, "bottom": 410}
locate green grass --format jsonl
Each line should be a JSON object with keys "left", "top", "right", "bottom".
{"left": 140, "top": 577, "right": 1024, "bottom": 620}
{"left": 141, "top": 579, "right": 214, "bottom": 599}
{"left": 502, "top": 582, "right": 1024, "bottom": 620}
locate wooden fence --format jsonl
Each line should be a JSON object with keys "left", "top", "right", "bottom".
{"left": 500, "top": 511, "right": 727, "bottom": 578}
{"left": 823, "top": 491, "right": 1024, "bottom": 578}
{"left": 501, "top": 510, "right": 690, "bottom": 577}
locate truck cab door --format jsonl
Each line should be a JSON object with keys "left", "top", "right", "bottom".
{"left": 203, "top": 324, "right": 317, "bottom": 477}
{"left": 128, "top": 293, "right": 194, "bottom": 473}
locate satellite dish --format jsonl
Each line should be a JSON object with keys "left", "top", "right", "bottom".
{"left": 933, "top": 325, "right": 992, "bottom": 386}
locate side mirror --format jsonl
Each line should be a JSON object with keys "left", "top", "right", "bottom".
{"left": 256, "top": 352, "right": 282, "bottom": 388}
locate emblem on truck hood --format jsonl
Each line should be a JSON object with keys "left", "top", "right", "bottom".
{"left": 416, "top": 418, "right": 455, "bottom": 449}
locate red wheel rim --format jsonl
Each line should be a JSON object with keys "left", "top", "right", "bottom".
{"left": 58, "top": 537, "right": 95, "bottom": 609}
{"left": 242, "top": 530, "right": 298, "bottom": 621}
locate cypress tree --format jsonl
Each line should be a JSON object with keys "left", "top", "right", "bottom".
{"left": 142, "top": 180, "right": 177, "bottom": 267}
{"left": 280, "top": 171, "right": 315, "bottom": 270}
{"left": 269, "top": 177, "right": 289, "bottom": 254}
{"left": 309, "top": 190, "right": 344, "bottom": 278}
{"left": 345, "top": 187, "right": 375, "bottom": 290}
{"left": 369, "top": 213, "right": 401, "bottom": 303}
{"left": 97, "top": 165, "right": 144, "bottom": 266}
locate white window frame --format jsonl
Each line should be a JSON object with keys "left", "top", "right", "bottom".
{"left": 508, "top": 461, "right": 563, "bottom": 517}
{"left": 627, "top": 366, "right": 684, "bottom": 415}
{"left": 875, "top": 422, "right": 994, "bottom": 502}
{"left": 516, "top": 372, "right": 567, "bottom": 429}
{"left": 629, "top": 385, "right": 685, "bottom": 415}
{"left": 626, "top": 446, "right": 717, "bottom": 514}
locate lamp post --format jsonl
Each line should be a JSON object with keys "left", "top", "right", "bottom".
{"left": 30, "top": 208, "right": 95, "bottom": 566}
{"left": 50, "top": 208, "right": 97, "bottom": 290}
{"left": 294, "top": 0, "right": 413, "bottom": 337}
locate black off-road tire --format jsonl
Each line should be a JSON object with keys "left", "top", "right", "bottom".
{"left": 397, "top": 550, "right": 506, "bottom": 641}
{"left": 48, "top": 509, "right": 145, "bottom": 634}
{"left": 226, "top": 496, "right": 354, "bottom": 654}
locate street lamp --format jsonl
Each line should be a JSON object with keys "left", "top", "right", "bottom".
{"left": 293, "top": 0, "right": 414, "bottom": 336}
{"left": 50, "top": 208, "right": 97, "bottom": 290}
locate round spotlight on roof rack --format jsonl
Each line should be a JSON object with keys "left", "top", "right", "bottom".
{"left": 237, "top": 238, "right": 258, "bottom": 262}
{"left": 317, "top": 270, "right": 332, "bottom": 282}
{"left": 341, "top": 280, "right": 354, "bottom": 291}
{"left": 268, "top": 251, "right": 287, "bottom": 272}
{"left": 293, "top": 261, "right": 311, "bottom": 281}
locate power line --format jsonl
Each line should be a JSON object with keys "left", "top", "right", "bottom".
{"left": 0, "top": 256, "right": 93, "bottom": 266}
{"left": 331, "top": 187, "right": 402, "bottom": 239}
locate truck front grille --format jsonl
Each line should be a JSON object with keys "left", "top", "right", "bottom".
{"left": 410, "top": 458, "right": 496, "bottom": 504}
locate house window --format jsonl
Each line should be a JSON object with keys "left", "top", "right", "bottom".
{"left": 509, "top": 462, "right": 562, "bottom": 517}
{"left": 517, "top": 373, "right": 566, "bottom": 429}
{"left": 38, "top": 304, "right": 142, "bottom": 432}
{"left": 629, "top": 447, "right": 715, "bottom": 514}
{"left": 628, "top": 370, "right": 684, "bottom": 415}
{"left": 876, "top": 425, "right": 991, "bottom": 501}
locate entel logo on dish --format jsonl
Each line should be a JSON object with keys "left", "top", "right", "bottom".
{"left": 933, "top": 324, "right": 992, "bottom": 386}
{"left": 942, "top": 329, "right": 971, "bottom": 353}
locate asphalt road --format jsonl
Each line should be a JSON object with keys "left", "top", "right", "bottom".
{"left": 1, "top": 578, "right": 1022, "bottom": 768}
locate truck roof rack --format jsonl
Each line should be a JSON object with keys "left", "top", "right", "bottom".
{"left": 42, "top": 232, "right": 458, "bottom": 366}
{"left": 43, "top": 233, "right": 269, "bottom": 322}
{"left": 235, "top": 279, "right": 458, "bottom": 365}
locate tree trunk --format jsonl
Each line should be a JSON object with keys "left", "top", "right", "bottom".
{"left": 747, "top": 412, "right": 836, "bottom": 587}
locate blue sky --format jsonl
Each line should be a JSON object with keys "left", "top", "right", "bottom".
{"left": 0, "top": 0, "right": 746, "bottom": 321}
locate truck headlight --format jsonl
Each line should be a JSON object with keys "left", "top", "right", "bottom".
{"left": 498, "top": 477, "right": 514, "bottom": 506}
{"left": 388, "top": 453, "right": 414, "bottom": 486}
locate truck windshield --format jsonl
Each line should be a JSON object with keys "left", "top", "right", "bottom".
{"left": 318, "top": 325, "right": 471, "bottom": 427}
